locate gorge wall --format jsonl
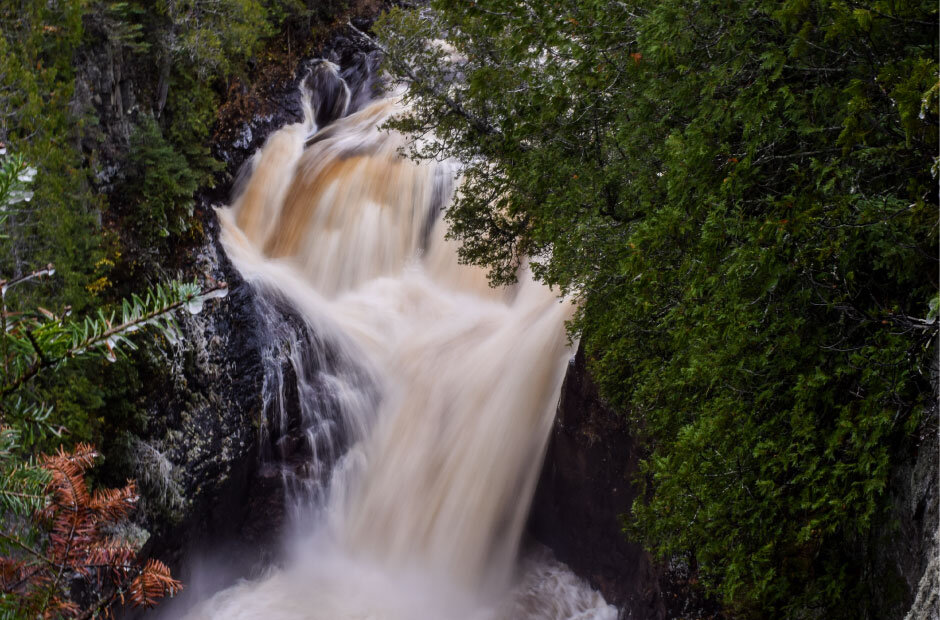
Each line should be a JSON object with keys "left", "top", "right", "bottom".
{"left": 82, "top": 16, "right": 936, "bottom": 620}
{"left": 70, "top": 17, "right": 393, "bottom": 610}
{"left": 529, "top": 348, "right": 725, "bottom": 620}
{"left": 532, "top": 349, "right": 938, "bottom": 620}
{"left": 529, "top": 347, "right": 662, "bottom": 619}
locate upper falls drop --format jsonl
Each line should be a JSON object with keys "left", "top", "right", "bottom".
{"left": 187, "top": 60, "right": 616, "bottom": 620}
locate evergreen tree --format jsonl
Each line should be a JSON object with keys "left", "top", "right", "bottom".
{"left": 375, "top": 1, "right": 939, "bottom": 615}
{"left": 0, "top": 152, "right": 227, "bottom": 617}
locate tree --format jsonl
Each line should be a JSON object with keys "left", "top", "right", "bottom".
{"left": 375, "top": 1, "right": 938, "bottom": 616}
{"left": 0, "top": 0, "right": 104, "bottom": 310}
{"left": 118, "top": 115, "right": 204, "bottom": 252}
{"left": 0, "top": 152, "right": 227, "bottom": 617}
{"left": 0, "top": 443, "right": 182, "bottom": 618}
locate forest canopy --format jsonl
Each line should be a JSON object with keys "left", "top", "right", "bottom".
{"left": 375, "top": 1, "right": 939, "bottom": 616}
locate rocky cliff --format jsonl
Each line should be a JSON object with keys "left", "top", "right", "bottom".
{"left": 68, "top": 16, "right": 389, "bottom": 612}
{"left": 528, "top": 347, "right": 723, "bottom": 620}
{"left": 530, "top": 345, "right": 938, "bottom": 620}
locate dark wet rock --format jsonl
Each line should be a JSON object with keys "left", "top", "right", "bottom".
{"left": 529, "top": 347, "right": 723, "bottom": 620}
{"left": 101, "top": 21, "right": 388, "bottom": 616}
{"left": 897, "top": 421, "right": 939, "bottom": 620}
{"left": 307, "top": 59, "right": 352, "bottom": 128}
{"left": 529, "top": 346, "right": 662, "bottom": 619}
{"left": 530, "top": 343, "right": 938, "bottom": 620}
{"left": 132, "top": 209, "right": 264, "bottom": 550}
{"left": 878, "top": 379, "right": 939, "bottom": 620}
{"left": 210, "top": 26, "right": 384, "bottom": 181}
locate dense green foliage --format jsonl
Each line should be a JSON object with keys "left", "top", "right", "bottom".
{"left": 0, "top": 152, "right": 217, "bottom": 617}
{"left": 0, "top": 1, "right": 103, "bottom": 310}
{"left": 0, "top": 0, "right": 347, "bottom": 460}
{"left": 88, "top": 0, "right": 272, "bottom": 265}
{"left": 376, "top": 1, "right": 938, "bottom": 615}
{"left": 119, "top": 115, "right": 205, "bottom": 252}
{"left": 0, "top": 0, "right": 333, "bottom": 293}
{"left": 0, "top": 1, "right": 257, "bottom": 483}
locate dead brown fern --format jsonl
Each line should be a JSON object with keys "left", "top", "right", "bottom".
{"left": 0, "top": 444, "right": 182, "bottom": 618}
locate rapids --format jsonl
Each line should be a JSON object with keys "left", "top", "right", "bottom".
{"left": 185, "top": 61, "right": 616, "bottom": 620}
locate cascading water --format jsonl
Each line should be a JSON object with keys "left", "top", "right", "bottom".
{"left": 185, "top": 60, "right": 616, "bottom": 620}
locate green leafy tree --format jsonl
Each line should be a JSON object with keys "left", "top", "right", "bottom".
{"left": 375, "top": 1, "right": 938, "bottom": 616}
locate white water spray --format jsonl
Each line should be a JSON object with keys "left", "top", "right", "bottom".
{"left": 187, "top": 61, "right": 616, "bottom": 620}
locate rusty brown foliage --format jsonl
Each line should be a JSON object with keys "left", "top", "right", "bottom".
{"left": 0, "top": 444, "right": 182, "bottom": 618}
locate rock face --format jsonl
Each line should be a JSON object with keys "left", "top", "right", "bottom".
{"left": 529, "top": 347, "right": 720, "bottom": 619}
{"left": 121, "top": 24, "right": 388, "bottom": 614}
{"left": 897, "top": 422, "right": 939, "bottom": 620}
{"left": 888, "top": 378, "right": 939, "bottom": 620}
{"left": 131, "top": 211, "right": 270, "bottom": 572}
{"left": 528, "top": 347, "right": 665, "bottom": 619}
{"left": 530, "top": 344, "right": 939, "bottom": 620}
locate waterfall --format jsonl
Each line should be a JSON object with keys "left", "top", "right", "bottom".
{"left": 186, "top": 60, "right": 616, "bottom": 620}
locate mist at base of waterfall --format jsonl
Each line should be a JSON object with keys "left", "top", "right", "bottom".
{"left": 184, "top": 536, "right": 615, "bottom": 620}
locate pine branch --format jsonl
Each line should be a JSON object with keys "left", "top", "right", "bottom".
{"left": 0, "top": 281, "right": 228, "bottom": 398}
{"left": 0, "top": 265, "right": 56, "bottom": 298}
{"left": 1, "top": 443, "right": 183, "bottom": 615}
{"left": 0, "top": 531, "right": 53, "bottom": 568}
{"left": 128, "top": 559, "right": 182, "bottom": 608}
{"left": 0, "top": 431, "right": 51, "bottom": 515}
{"left": 88, "top": 482, "right": 138, "bottom": 523}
